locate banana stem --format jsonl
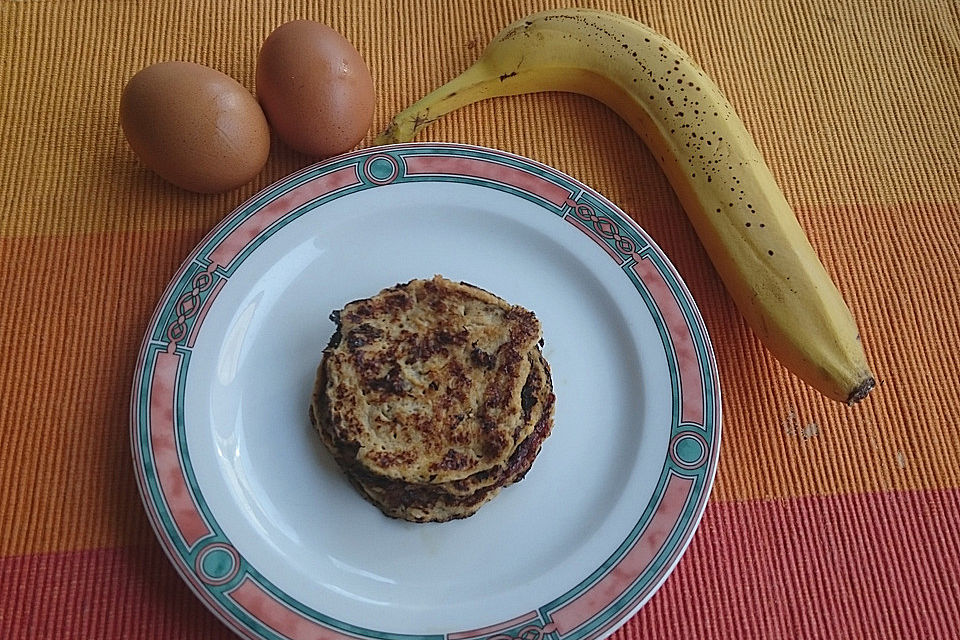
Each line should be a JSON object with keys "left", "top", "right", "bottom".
{"left": 374, "top": 65, "right": 506, "bottom": 145}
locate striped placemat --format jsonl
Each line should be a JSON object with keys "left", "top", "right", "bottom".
{"left": 2, "top": 1, "right": 958, "bottom": 638}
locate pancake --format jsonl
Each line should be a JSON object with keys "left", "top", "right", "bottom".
{"left": 345, "top": 357, "right": 555, "bottom": 522}
{"left": 319, "top": 276, "right": 543, "bottom": 484}
{"left": 311, "top": 351, "right": 555, "bottom": 521}
{"left": 309, "top": 275, "right": 556, "bottom": 522}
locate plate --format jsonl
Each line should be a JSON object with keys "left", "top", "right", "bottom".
{"left": 131, "top": 143, "right": 721, "bottom": 640}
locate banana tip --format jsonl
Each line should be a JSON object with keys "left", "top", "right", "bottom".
{"left": 846, "top": 376, "right": 876, "bottom": 405}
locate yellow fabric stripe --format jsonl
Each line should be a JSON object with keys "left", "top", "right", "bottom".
{"left": 2, "top": 0, "right": 958, "bottom": 239}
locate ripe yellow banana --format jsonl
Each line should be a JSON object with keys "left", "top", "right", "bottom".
{"left": 374, "top": 9, "right": 874, "bottom": 404}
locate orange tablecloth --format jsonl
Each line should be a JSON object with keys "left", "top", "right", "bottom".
{"left": 2, "top": 1, "right": 959, "bottom": 638}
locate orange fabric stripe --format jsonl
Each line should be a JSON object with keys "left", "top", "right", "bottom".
{"left": 0, "top": 229, "right": 205, "bottom": 556}
{"left": 706, "top": 201, "right": 960, "bottom": 503}
{"left": 2, "top": 207, "right": 960, "bottom": 556}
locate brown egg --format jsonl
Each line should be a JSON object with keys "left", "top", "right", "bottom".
{"left": 256, "top": 20, "right": 375, "bottom": 157}
{"left": 120, "top": 61, "right": 270, "bottom": 194}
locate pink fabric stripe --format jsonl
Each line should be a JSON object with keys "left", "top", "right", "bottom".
{"left": 3, "top": 489, "right": 957, "bottom": 639}
{"left": 627, "top": 488, "right": 960, "bottom": 640}
{"left": 0, "top": 544, "right": 236, "bottom": 639}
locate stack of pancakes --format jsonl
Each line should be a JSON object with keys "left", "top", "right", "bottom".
{"left": 309, "top": 276, "right": 556, "bottom": 522}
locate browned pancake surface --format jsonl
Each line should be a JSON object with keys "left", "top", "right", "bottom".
{"left": 311, "top": 351, "right": 556, "bottom": 521}
{"left": 321, "top": 276, "right": 542, "bottom": 483}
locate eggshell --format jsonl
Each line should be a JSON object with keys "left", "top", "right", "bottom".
{"left": 256, "top": 20, "right": 375, "bottom": 157}
{"left": 120, "top": 61, "right": 270, "bottom": 193}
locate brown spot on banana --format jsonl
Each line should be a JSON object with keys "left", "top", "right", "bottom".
{"left": 373, "top": 9, "right": 874, "bottom": 404}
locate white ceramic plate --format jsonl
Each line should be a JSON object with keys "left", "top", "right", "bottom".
{"left": 131, "top": 143, "right": 720, "bottom": 640}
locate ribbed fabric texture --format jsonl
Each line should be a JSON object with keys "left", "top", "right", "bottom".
{"left": 2, "top": 1, "right": 959, "bottom": 638}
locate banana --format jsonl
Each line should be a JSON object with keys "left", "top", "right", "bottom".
{"left": 374, "top": 9, "right": 874, "bottom": 404}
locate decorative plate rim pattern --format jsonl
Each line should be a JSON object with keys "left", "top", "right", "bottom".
{"left": 130, "top": 143, "right": 721, "bottom": 640}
